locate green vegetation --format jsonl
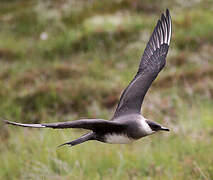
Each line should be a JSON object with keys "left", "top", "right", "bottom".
{"left": 0, "top": 0, "right": 213, "bottom": 179}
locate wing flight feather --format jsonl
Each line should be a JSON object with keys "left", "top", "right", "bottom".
{"left": 3, "top": 118, "right": 125, "bottom": 132}
{"left": 113, "top": 9, "right": 172, "bottom": 119}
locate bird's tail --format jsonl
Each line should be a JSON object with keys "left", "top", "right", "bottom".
{"left": 57, "top": 132, "right": 95, "bottom": 148}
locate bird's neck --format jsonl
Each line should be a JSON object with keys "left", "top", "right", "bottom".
{"left": 140, "top": 117, "right": 154, "bottom": 135}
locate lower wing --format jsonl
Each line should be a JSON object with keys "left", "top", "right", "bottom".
{"left": 2, "top": 118, "right": 125, "bottom": 132}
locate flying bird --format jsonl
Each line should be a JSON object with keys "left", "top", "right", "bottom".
{"left": 3, "top": 9, "right": 172, "bottom": 147}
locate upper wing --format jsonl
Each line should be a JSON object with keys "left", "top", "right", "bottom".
{"left": 113, "top": 9, "right": 172, "bottom": 118}
{"left": 3, "top": 118, "right": 126, "bottom": 132}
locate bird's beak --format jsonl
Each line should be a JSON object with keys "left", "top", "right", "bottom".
{"left": 160, "top": 127, "right": 170, "bottom": 131}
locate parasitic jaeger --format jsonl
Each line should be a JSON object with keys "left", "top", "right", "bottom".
{"left": 3, "top": 9, "right": 172, "bottom": 147}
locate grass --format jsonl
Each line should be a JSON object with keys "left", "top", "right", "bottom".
{"left": 0, "top": 0, "right": 213, "bottom": 179}
{"left": 1, "top": 98, "right": 213, "bottom": 180}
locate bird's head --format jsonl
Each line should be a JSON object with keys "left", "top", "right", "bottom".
{"left": 146, "top": 120, "right": 169, "bottom": 132}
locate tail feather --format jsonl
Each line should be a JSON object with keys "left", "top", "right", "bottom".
{"left": 57, "top": 132, "right": 94, "bottom": 148}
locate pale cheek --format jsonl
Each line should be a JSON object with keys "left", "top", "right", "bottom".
{"left": 139, "top": 121, "right": 153, "bottom": 135}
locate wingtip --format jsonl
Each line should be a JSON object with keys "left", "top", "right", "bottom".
{"left": 57, "top": 142, "right": 72, "bottom": 148}
{"left": 57, "top": 144, "right": 65, "bottom": 148}
{"left": 161, "top": 13, "right": 165, "bottom": 21}
{"left": 1, "top": 119, "right": 47, "bottom": 128}
{"left": 161, "top": 9, "right": 171, "bottom": 22}
{"left": 166, "top": 9, "right": 170, "bottom": 16}
{"left": 0, "top": 118, "right": 10, "bottom": 124}
{"left": 161, "top": 12, "right": 167, "bottom": 23}
{"left": 166, "top": 9, "right": 171, "bottom": 22}
{"left": 1, "top": 119, "right": 19, "bottom": 126}
{"left": 165, "top": 9, "right": 172, "bottom": 45}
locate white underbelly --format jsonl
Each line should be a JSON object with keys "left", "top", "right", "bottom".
{"left": 105, "top": 134, "right": 133, "bottom": 144}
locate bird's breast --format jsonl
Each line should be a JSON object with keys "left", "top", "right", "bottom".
{"left": 104, "top": 133, "right": 133, "bottom": 144}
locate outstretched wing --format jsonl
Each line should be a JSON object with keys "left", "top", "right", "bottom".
{"left": 113, "top": 9, "right": 172, "bottom": 118}
{"left": 3, "top": 118, "right": 125, "bottom": 132}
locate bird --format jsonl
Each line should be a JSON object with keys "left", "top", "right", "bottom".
{"left": 3, "top": 9, "right": 172, "bottom": 148}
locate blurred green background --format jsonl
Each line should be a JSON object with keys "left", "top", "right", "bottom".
{"left": 0, "top": 0, "right": 213, "bottom": 179}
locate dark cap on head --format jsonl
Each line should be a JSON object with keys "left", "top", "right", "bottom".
{"left": 146, "top": 120, "right": 169, "bottom": 132}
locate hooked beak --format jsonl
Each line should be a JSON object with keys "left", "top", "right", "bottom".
{"left": 160, "top": 127, "right": 170, "bottom": 131}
